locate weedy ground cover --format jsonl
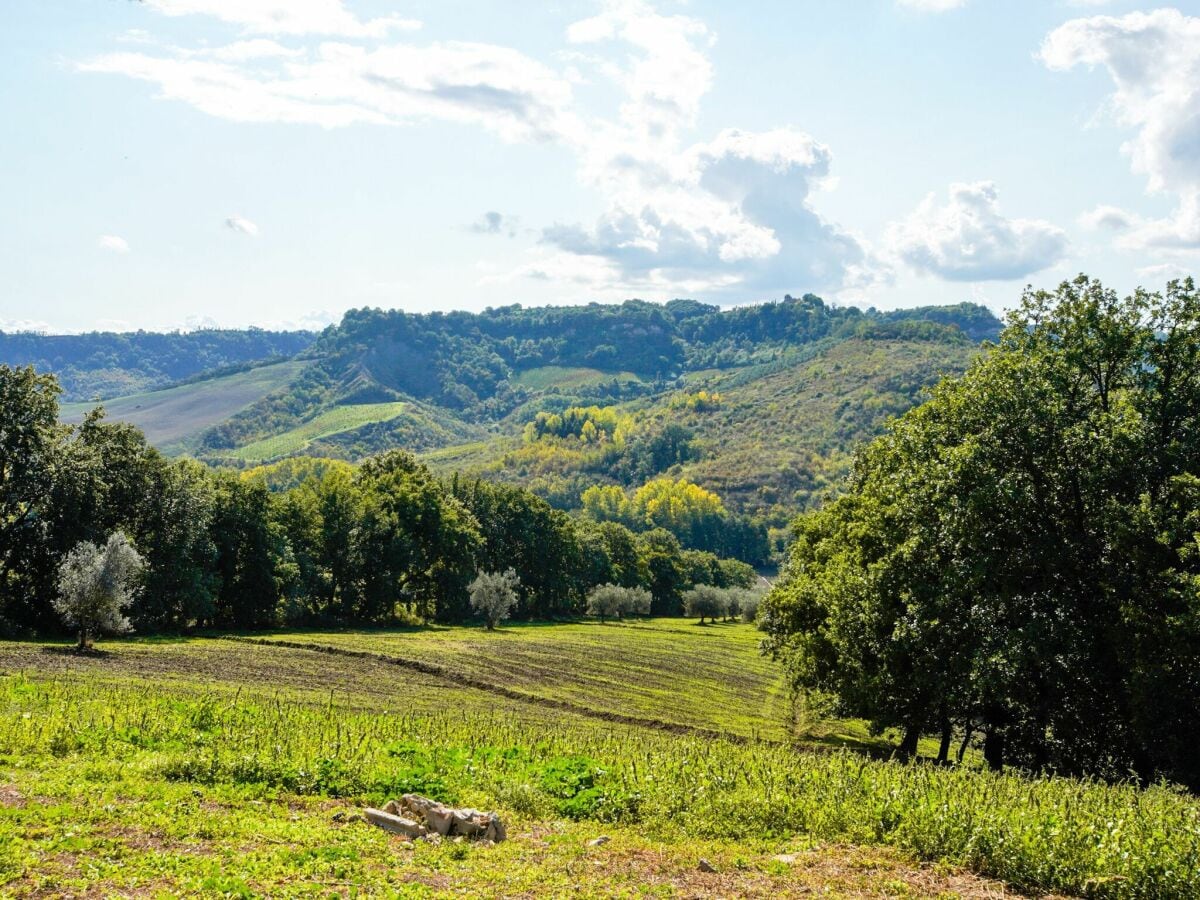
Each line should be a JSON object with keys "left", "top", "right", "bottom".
{"left": 1, "top": 623, "right": 1197, "bottom": 897}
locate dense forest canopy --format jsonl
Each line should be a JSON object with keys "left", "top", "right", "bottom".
{"left": 0, "top": 364, "right": 755, "bottom": 638}
{"left": 762, "top": 276, "right": 1200, "bottom": 789}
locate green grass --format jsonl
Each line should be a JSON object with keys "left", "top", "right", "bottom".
{"left": 247, "top": 619, "right": 792, "bottom": 741}
{"left": 512, "top": 366, "right": 644, "bottom": 392}
{"left": 223, "top": 402, "right": 410, "bottom": 462}
{"left": 58, "top": 360, "right": 306, "bottom": 451}
{"left": 3, "top": 623, "right": 1199, "bottom": 897}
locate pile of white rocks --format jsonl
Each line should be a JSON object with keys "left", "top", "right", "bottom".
{"left": 363, "top": 793, "right": 506, "bottom": 843}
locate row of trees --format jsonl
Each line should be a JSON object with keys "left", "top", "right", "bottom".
{"left": 762, "top": 277, "right": 1200, "bottom": 789}
{"left": 0, "top": 366, "right": 756, "bottom": 638}
{"left": 683, "top": 585, "right": 762, "bottom": 625}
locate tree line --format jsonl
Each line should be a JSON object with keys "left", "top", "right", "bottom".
{"left": 762, "top": 276, "right": 1200, "bottom": 789}
{"left": 0, "top": 367, "right": 756, "bottom": 639}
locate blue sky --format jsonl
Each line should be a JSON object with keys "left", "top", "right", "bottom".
{"left": 2, "top": 0, "right": 1198, "bottom": 332}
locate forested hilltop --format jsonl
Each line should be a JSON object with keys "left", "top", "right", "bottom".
{"left": 4, "top": 297, "right": 999, "bottom": 562}
{"left": 0, "top": 328, "right": 317, "bottom": 401}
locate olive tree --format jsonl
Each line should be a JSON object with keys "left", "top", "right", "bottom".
{"left": 53, "top": 532, "right": 143, "bottom": 650}
{"left": 618, "top": 586, "right": 652, "bottom": 618}
{"left": 586, "top": 584, "right": 624, "bottom": 622}
{"left": 737, "top": 589, "right": 763, "bottom": 624}
{"left": 469, "top": 568, "right": 520, "bottom": 630}
{"left": 586, "top": 584, "right": 652, "bottom": 622}
{"left": 683, "top": 585, "right": 726, "bottom": 624}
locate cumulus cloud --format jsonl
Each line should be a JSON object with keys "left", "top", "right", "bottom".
{"left": 142, "top": 0, "right": 420, "bottom": 38}
{"left": 98, "top": 234, "right": 130, "bottom": 253}
{"left": 525, "top": 2, "right": 875, "bottom": 298}
{"left": 1041, "top": 9, "right": 1200, "bottom": 250}
{"left": 536, "top": 126, "right": 874, "bottom": 296}
{"left": 81, "top": 0, "right": 876, "bottom": 300}
{"left": 469, "top": 211, "right": 519, "bottom": 237}
{"left": 1078, "top": 204, "right": 1134, "bottom": 231}
{"left": 225, "top": 215, "right": 260, "bottom": 235}
{"left": 886, "top": 181, "right": 1067, "bottom": 281}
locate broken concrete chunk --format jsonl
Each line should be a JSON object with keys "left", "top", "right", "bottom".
{"left": 365, "top": 793, "right": 506, "bottom": 843}
{"left": 363, "top": 807, "right": 427, "bottom": 839}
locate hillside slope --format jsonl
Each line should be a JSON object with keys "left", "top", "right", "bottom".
{"left": 28, "top": 295, "right": 998, "bottom": 525}
{"left": 58, "top": 359, "right": 306, "bottom": 451}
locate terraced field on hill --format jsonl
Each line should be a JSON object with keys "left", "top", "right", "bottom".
{"left": 59, "top": 360, "right": 305, "bottom": 451}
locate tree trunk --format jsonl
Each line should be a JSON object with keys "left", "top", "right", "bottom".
{"left": 957, "top": 721, "right": 973, "bottom": 764}
{"left": 899, "top": 724, "right": 921, "bottom": 757}
{"left": 983, "top": 729, "right": 1006, "bottom": 771}
{"left": 937, "top": 716, "right": 953, "bottom": 764}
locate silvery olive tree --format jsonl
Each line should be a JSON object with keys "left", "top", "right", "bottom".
{"left": 469, "top": 568, "right": 520, "bottom": 630}
{"left": 54, "top": 532, "right": 143, "bottom": 650}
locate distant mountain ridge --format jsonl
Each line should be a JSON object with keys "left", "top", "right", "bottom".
{"left": 0, "top": 328, "right": 318, "bottom": 401}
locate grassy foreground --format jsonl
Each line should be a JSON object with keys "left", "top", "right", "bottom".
{"left": 2, "top": 623, "right": 1198, "bottom": 897}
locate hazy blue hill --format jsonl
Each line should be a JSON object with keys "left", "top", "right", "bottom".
{"left": 0, "top": 328, "right": 318, "bottom": 401}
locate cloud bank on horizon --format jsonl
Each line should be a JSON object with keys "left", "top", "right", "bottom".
{"left": 5, "top": 0, "right": 1199, "bottom": 331}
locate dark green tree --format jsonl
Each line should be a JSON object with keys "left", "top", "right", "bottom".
{"left": 763, "top": 276, "right": 1200, "bottom": 785}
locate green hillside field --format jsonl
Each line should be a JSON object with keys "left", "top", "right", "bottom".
{"left": 512, "top": 366, "right": 645, "bottom": 391}
{"left": 2, "top": 621, "right": 1197, "bottom": 898}
{"left": 59, "top": 360, "right": 306, "bottom": 451}
{"left": 220, "top": 402, "right": 410, "bottom": 462}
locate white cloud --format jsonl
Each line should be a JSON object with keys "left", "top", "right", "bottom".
{"left": 80, "top": 40, "right": 576, "bottom": 139}
{"left": 98, "top": 234, "right": 130, "bottom": 253}
{"left": 0, "top": 318, "right": 56, "bottom": 334}
{"left": 82, "top": 0, "right": 875, "bottom": 301}
{"left": 567, "top": 0, "right": 714, "bottom": 147}
{"left": 142, "top": 0, "right": 420, "bottom": 38}
{"left": 886, "top": 181, "right": 1067, "bottom": 281}
{"left": 527, "top": 3, "right": 874, "bottom": 299}
{"left": 896, "top": 0, "right": 967, "bottom": 11}
{"left": 1078, "top": 204, "right": 1134, "bottom": 231}
{"left": 469, "top": 211, "right": 519, "bottom": 237}
{"left": 1042, "top": 9, "right": 1200, "bottom": 250}
{"left": 206, "top": 40, "right": 306, "bottom": 62}
{"left": 1136, "top": 262, "right": 1193, "bottom": 282}
{"left": 225, "top": 215, "right": 260, "bottom": 235}
{"left": 537, "top": 127, "right": 874, "bottom": 296}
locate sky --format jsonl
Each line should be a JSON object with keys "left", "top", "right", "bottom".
{"left": 2, "top": 0, "right": 1199, "bottom": 333}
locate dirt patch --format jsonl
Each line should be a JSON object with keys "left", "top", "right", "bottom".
{"left": 585, "top": 843, "right": 1069, "bottom": 899}
{"left": 0, "top": 784, "right": 25, "bottom": 808}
